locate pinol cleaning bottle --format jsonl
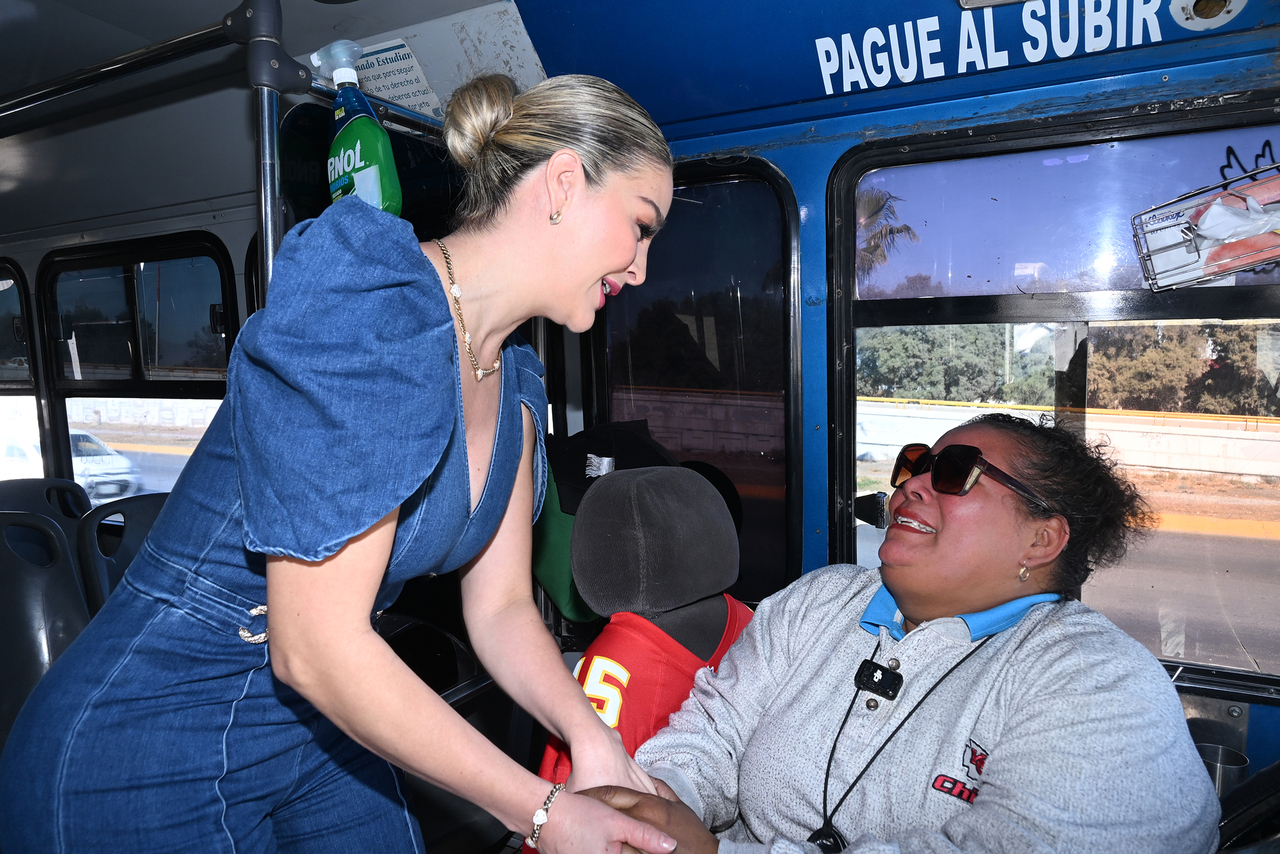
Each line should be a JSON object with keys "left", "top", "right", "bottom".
{"left": 310, "top": 40, "right": 402, "bottom": 216}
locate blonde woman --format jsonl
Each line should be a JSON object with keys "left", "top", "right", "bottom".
{"left": 1, "top": 74, "right": 675, "bottom": 854}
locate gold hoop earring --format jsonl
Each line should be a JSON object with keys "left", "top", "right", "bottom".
{"left": 1018, "top": 563, "right": 1030, "bottom": 583}
{"left": 549, "top": 210, "right": 562, "bottom": 225}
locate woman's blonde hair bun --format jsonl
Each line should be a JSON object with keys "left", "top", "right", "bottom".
{"left": 443, "top": 74, "right": 516, "bottom": 171}
{"left": 442, "top": 73, "right": 672, "bottom": 231}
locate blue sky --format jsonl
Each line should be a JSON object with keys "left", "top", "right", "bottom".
{"left": 861, "top": 124, "right": 1280, "bottom": 296}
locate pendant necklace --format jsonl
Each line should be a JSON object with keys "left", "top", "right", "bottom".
{"left": 807, "top": 635, "right": 994, "bottom": 853}
{"left": 435, "top": 238, "right": 500, "bottom": 382}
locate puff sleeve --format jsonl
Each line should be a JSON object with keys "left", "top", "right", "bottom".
{"left": 229, "top": 197, "right": 457, "bottom": 561}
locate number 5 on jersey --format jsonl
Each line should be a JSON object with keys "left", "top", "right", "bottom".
{"left": 573, "top": 656, "right": 631, "bottom": 729}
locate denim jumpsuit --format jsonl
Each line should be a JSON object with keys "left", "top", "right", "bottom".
{"left": 0, "top": 198, "right": 549, "bottom": 853}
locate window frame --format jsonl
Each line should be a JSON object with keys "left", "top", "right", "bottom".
{"left": 0, "top": 257, "right": 36, "bottom": 394}
{"left": 34, "top": 232, "right": 236, "bottom": 483}
{"left": 583, "top": 155, "right": 806, "bottom": 590}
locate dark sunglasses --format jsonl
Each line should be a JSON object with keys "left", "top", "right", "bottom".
{"left": 890, "top": 443, "right": 1051, "bottom": 510}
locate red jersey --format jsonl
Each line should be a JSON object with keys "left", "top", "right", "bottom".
{"left": 536, "top": 594, "right": 754, "bottom": 785}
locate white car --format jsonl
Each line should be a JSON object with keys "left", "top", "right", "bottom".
{"left": 1, "top": 429, "right": 143, "bottom": 505}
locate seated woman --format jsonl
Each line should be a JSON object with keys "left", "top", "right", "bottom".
{"left": 587, "top": 413, "right": 1221, "bottom": 853}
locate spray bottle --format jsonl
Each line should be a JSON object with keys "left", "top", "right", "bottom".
{"left": 311, "top": 40, "right": 403, "bottom": 216}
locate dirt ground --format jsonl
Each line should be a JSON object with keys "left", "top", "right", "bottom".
{"left": 1123, "top": 470, "right": 1280, "bottom": 522}
{"left": 74, "top": 423, "right": 206, "bottom": 451}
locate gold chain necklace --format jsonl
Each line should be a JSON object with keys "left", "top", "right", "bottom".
{"left": 435, "top": 239, "right": 500, "bottom": 382}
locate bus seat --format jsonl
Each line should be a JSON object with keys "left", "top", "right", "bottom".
{"left": 0, "top": 511, "right": 90, "bottom": 750}
{"left": 0, "top": 478, "right": 91, "bottom": 566}
{"left": 571, "top": 465, "right": 740, "bottom": 660}
{"left": 77, "top": 492, "right": 169, "bottom": 616}
{"left": 530, "top": 466, "right": 746, "bottom": 793}
{"left": 374, "top": 612, "right": 511, "bottom": 852}
{"left": 1219, "top": 758, "right": 1280, "bottom": 851}
{"left": 534, "top": 421, "right": 680, "bottom": 639}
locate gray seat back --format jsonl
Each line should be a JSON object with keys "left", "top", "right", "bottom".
{"left": 77, "top": 492, "right": 169, "bottom": 615}
{"left": 0, "top": 510, "right": 90, "bottom": 749}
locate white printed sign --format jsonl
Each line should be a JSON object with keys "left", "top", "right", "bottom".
{"left": 353, "top": 39, "right": 444, "bottom": 120}
{"left": 813, "top": 1, "right": 1172, "bottom": 97}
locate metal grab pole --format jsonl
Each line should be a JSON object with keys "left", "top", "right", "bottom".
{"left": 257, "top": 88, "right": 282, "bottom": 293}
{"left": 223, "top": 0, "right": 312, "bottom": 297}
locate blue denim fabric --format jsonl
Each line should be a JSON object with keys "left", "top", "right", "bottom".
{"left": 0, "top": 559, "right": 425, "bottom": 853}
{"left": 231, "top": 196, "right": 546, "bottom": 565}
{"left": 0, "top": 197, "right": 548, "bottom": 850}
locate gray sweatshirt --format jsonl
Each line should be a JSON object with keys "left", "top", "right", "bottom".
{"left": 636, "top": 564, "right": 1220, "bottom": 854}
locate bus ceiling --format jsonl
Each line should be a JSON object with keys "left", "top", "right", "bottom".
{"left": 0, "top": 0, "right": 537, "bottom": 285}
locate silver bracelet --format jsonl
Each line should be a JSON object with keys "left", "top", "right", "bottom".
{"left": 524, "top": 782, "right": 566, "bottom": 849}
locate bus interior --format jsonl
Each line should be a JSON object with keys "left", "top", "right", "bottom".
{"left": 2, "top": 0, "right": 1280, "bottom": 849}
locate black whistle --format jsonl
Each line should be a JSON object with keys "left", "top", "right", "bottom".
{"left": 854, "top": 658, "right": 903, "bottom": 700}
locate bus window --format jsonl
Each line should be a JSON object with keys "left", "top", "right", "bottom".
{"left": 0, "top": 263, "right": 38, "bottom": 486}
{"left": 847, "top": 125, "right": 1280, "bottom": 677}
{"left": 856, "top": 125, "right": 1280, "bottom": 299}
{"left": 64, "top": 397, "right": 221, "bottom": 502}
{"left": 43, "top": 238, "right": 233, "bottom": 504}
{"left": 54, "top": 256, "right": 226, "bottom": 381}
{"left": 854, "top": 320, "right": 1066, "bottom": 560}
{"left": 1084, "top": 317, "right": 1280, "bottom": 674}
{"left": 604, "top": 175, "right": 792, "bottom": 602}
{"left": 0, "top": 271, "right": 31, "bottom": 383}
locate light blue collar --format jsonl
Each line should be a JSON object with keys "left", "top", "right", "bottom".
{"left": 859, "top": 583, "right": 1061, "bottom": 642}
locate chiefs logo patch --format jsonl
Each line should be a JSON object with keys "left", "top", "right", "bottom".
{"left": 962, "top": 738, "right": 988, "bottom": 781}
{"left": 932, "top": 739, "right": 988, "bottom": 806}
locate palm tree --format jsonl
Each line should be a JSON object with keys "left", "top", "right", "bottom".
{"left": 855, "top": 188, "right": 918, "bottom": 279}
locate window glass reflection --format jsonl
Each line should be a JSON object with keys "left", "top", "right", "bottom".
{"left": 606, "top": 179, "right": 789, "bottom": 602}
{"left": 135, "top": 257, "right": 226, "bottom": 377}
{"left": 0, "top": 273, "right": 30, "bottom": 382}
{"left": 57, "top": 267, "right": 132, "bottom": 380}
{"left": 855, "top": 125, "right": 1280, "bottom": 298}
{"left": 55, "top": 256, "right": 226, "bottom": 382}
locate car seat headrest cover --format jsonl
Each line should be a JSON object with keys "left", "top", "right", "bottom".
{"left": 571, "top": 466, "right": 740, "bottom": 618}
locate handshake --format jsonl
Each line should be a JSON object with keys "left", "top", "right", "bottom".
{"left": 579, "top": 778, "right": 717, "bottom": 854}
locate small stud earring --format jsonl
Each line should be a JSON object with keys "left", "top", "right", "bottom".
{"left": 1019, "top": 563, "right": 1030, "bottom": 582}
{"left": 549, "top": 210, "right": 562, "bottom": 225}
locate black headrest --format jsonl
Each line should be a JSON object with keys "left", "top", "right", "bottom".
{"left": 570, "top": 466, "right": 739, "bottom": 618}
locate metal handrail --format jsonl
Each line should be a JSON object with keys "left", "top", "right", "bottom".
{"left": 309, "top": 81, "right": 444, "bottom": 138}
{"left": 0, "top": 23, "right": 231, "bottom": 123}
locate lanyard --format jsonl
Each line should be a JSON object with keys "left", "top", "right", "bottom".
{"left": 808, "top": 635, "right": 995, "bottom": 853}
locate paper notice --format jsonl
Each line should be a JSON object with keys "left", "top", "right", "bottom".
{"left": 353, "top": 39, "right": 444, "bottom": 120}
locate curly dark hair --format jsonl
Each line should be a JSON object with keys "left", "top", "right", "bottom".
{"left": 963, "top": 413, "right": 1156, "bottom": 594}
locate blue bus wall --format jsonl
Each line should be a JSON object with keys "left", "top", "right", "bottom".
{"left": 519, "top": 0, "right": 1280, "bottom": 573}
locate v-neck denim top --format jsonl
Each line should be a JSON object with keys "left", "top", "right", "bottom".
{"left": 139, "top": 197, "right": 548, "bottom": 611}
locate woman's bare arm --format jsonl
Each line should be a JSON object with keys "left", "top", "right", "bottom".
{"left": 265, "top": 420, "right": 670, "bottom": 853}
{"left": 459, "top": 409, "right": 657, "bottom": 796}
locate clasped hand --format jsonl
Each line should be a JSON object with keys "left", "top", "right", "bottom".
{"left": 580, "top": 779, "right": 719, "bottom": 854}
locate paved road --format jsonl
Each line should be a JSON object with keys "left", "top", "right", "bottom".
{"left": 1083, "top": 530, "right": 1280, "bottom": 675}
{"left": 855, "top": 525, "right": 1280, "bottom": 674}
{"left": 130, "top": 450, "right": 189, "bottom": 495}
